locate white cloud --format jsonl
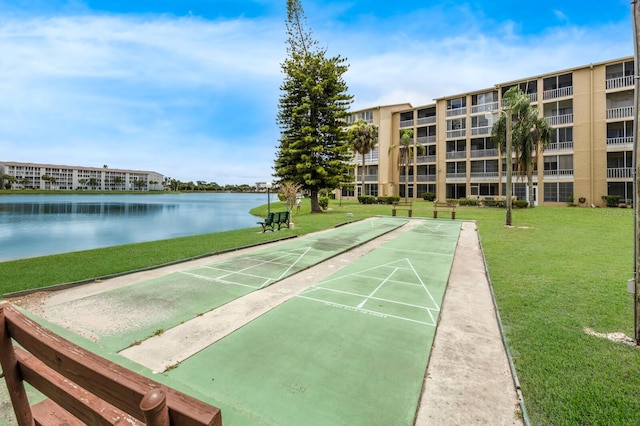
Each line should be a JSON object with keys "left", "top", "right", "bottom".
{"left": 0, "top": 5, "right": 632, "bottom": 184}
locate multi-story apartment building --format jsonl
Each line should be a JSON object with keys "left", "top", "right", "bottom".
{"left": 346, "top": 56, "right": 636, "bottom": 207}
{"left": 0, "top": 162, "right": 164, "bottom": 191}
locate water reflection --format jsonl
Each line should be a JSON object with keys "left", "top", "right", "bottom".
{"left": 0, "top": 193, "right": 269, "bottom": 262}
{"left": 0, "top": 202, "right": 173, "bottom": 215}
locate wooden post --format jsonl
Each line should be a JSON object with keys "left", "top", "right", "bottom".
{"left": 632, "top": 0, "right": 640, "bottom": 344}
{"left": 0, "top": 305, "right": 35, "bottom": 425}
{"left": 140, "top": 388, "right": 170, "bottom": 426}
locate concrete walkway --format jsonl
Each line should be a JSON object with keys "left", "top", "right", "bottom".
{"left": 416, "top": 220, "right": 523, "bottom": 425}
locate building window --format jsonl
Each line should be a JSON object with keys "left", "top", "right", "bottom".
{"left": 544, "top": 182, "right": 573, "bottom": 202}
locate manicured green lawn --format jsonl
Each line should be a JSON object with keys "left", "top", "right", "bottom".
{"left": 1, "top": 198, "right": 637, "bottom": 424}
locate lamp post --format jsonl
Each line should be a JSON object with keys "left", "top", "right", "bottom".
{"left": 505, "top": 108, "right": 513, "bottom": 226}
{"left": 266, "top": 182, "right": 272, "bottom": 215}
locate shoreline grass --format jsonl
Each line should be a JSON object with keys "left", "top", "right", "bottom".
{"left": 1, "top": 199, "right": 637, "bottom": 424}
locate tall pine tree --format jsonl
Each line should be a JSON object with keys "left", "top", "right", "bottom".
{"left": 275, "top": 0, "right": 353, "bottom": 213}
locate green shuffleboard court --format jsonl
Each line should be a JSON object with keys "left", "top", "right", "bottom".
{"left": 39, "top": 217, "right": 408, "bottom": 352}
{"left": 166, "top": 219, "right": 462, "bottom": 425}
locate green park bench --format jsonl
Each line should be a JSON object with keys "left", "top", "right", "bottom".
{"left": 275, "top": 211, "right": 290, "bottom": 230}
{"left": 257, "top": 212, "right": 276, "bottom": 232}
{"left": 258, "top": 211, "right": 290, "bottom": 232}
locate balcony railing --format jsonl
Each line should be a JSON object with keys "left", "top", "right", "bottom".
{"left": 546, "top": 141, "right": 573, "bottom": 151}
{"left": 543, "top": 169, "right": 574, "bottom": 177}
{"left": 470, "top": 148, "right": 499, "bottom": 158}
{"left": 400, "top": 119, "right": 414, "bottom": 128}
{"left": 470, "top": 172, "right": 499, "bottom": 180}
{"left": 545, "top": 114, "right": 573, "bottom": 126}
{"left": 606, "top": 106, "right": 634, "bottom": 120}
{"left": 445, "top": 173, "right": 466, "bottom": 181}
{"left": 607, "top": 136, "right": 634, "bottom": 146}
{"left": 606, "top": 75, "right": 634, "bottom": 90}
{"left": 607, "top": 167, "right": 633, "bottom": 179}
{"left": 529, "top": 92, "right": 538, "bottom": 103}
{"left": 446, "top": 108, "right": 467, "bottom": 117}
{"left": 356, "top": 152, "right": 379, "bottom": 164}
{"left": 471, "top": 102, "right": 498, "bottom": 114}
{"left": 446, "top": 129, "right": 466, "bottom": 139}
{"left": 417, "top": 135, "right": 436, "bottom": 144}
{"left": 356, "top": 174, "right": 379, "bottom": 182}
{"left": 543, "top": 86, "right": 573, "bottom": 100}
{"left": 446, "top": 151, "right": 467, "bottom": 159}
{"left": 416, "top": 155, "right": 436, "bottom": 163}
{"left": 471, "top": 125, "right": 492, "bottom": 136}
{"left": 399, "top": 175, "right": 415, "bottom": 182}
{"left": 416, "top": 116, "right": 436, "bottom": 126}
{"left": 416, "top": 174, "right": 436, "bottom": 182}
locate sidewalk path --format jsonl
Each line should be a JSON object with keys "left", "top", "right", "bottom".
{"left": 416, "top": 221, "right": 523, "bottom": 425}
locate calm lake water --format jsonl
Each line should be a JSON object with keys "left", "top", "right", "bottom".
{"left": 0, "top": 193, "right": 272, "bottom": 262}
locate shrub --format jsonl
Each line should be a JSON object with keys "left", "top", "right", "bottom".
{"left": 514, "top": 200, "right": 528, "bottom": 209}
{"left": 483, "top": 199, "right": 505, "bottom": 208}
{"left": 319, "top": 189, "right": 335, "bottom": 199}
{"left": 421, "top": 192, "right": 436, "bottom": 201}
{"left": 377, "top": 196, "right": 400, "bottom": 204}
{"left": 357, "top": 195, "right": 376, "bottom": 204}
{"left": 318, "top": 197, "right": 329, "bottom": 210}
{"left": 601, "top": 195, "right": 620, "bottom": 207}
{"left": 458, "top": 199, "right": 478, "bottom": 206}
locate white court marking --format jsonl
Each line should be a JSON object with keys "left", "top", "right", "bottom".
{"left": 178, "top": 247, "right": 314, "bottom": 290}
{"left": 298, "top": 258, "right": 442, "bottom": 326}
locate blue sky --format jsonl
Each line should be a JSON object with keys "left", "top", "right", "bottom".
{"left": 0, "top": 0, "right": 632, "bottom": 184}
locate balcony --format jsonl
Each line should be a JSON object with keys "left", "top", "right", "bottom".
{"left": 446, "top": 129, "right": 466, "bottom": 139}
{"left": 543, "top": 169, "right": 574, "bottom": 177}
{"left": 356, "top": 151, "right": 379, "bottom": 165}
{"left": 446, "top": 151, "right": 467, "bottom": 160}
{"left": 399, "top": 119, "right": 414, "bottom": 128}
{"left": 606, "top": 75, "right": 634, "bottom": 90}
{"left": 471, "top": 102, "right": 498, "bottom": 114}
{"left": 606, "top": 106, "right": 634, "bottom": 120}
{"left": 417, "top": 135, "right": 436, "bottom": 144}
{"left": 416, "top": 116, "right": 436, "bottom": 126}
{"left": 529, "top": 92, "right": 538, "bottom": 103}
{"left": 446, "top": 107, "right": 467, "bottom": 118}
{"left": 546, "top": 142, "right": 573, "bottom": 152}
{"left": 445, "top": 173, "right": 466, "bottom": 181}
{"left": 416, "top": 174, "right": 436, "bottom": 182}
{"left": 416, "top": 155, "right": 436, "bottom": 163}
{"left": 470, "top": 172, "right": 499, "bottom": 180}
{"left": 470, "top": 148, "right": 499, "bottom": 158}
{"left": 543, "top": 86, "right": 573, "bottom": 100}
{"left": 606, "top": 136, "right": 634, "bottom": 147}
{"left": 607, "top": 167, "right": 633, "bottom": 179}
{"left": 356, "top": 174, "right": 379, "bottom": 182}
{"left": 545, "top": 114, "right": 573, "bottom": 126}
{"left": 471, "top": 125, "right": 492, "bottom": 136}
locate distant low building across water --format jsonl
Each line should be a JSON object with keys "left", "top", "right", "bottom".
{"left": 0, "top": 161, "right": 164, "bottom": 191}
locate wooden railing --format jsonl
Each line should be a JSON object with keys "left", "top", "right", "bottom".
{"left": 0, "top": 301, "right": 222, "bottom": 426}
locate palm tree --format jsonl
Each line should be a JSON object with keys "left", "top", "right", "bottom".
{"left": 348, "top": 119, "right": 378, "bottom": 197}
{"left": 0, "top": 174, "right": 16, "bottom": 189}
{"left": 389, "top": 128, "right": 423, "bottom": 202}
{"left": 515, "top": 107, "right": 553, "bottom": 207}
{"left": 113, "top": 176, "right": 124, "bottom": 190}
{"left": 491, "top": 87, "right": 551, "bottom": 207}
